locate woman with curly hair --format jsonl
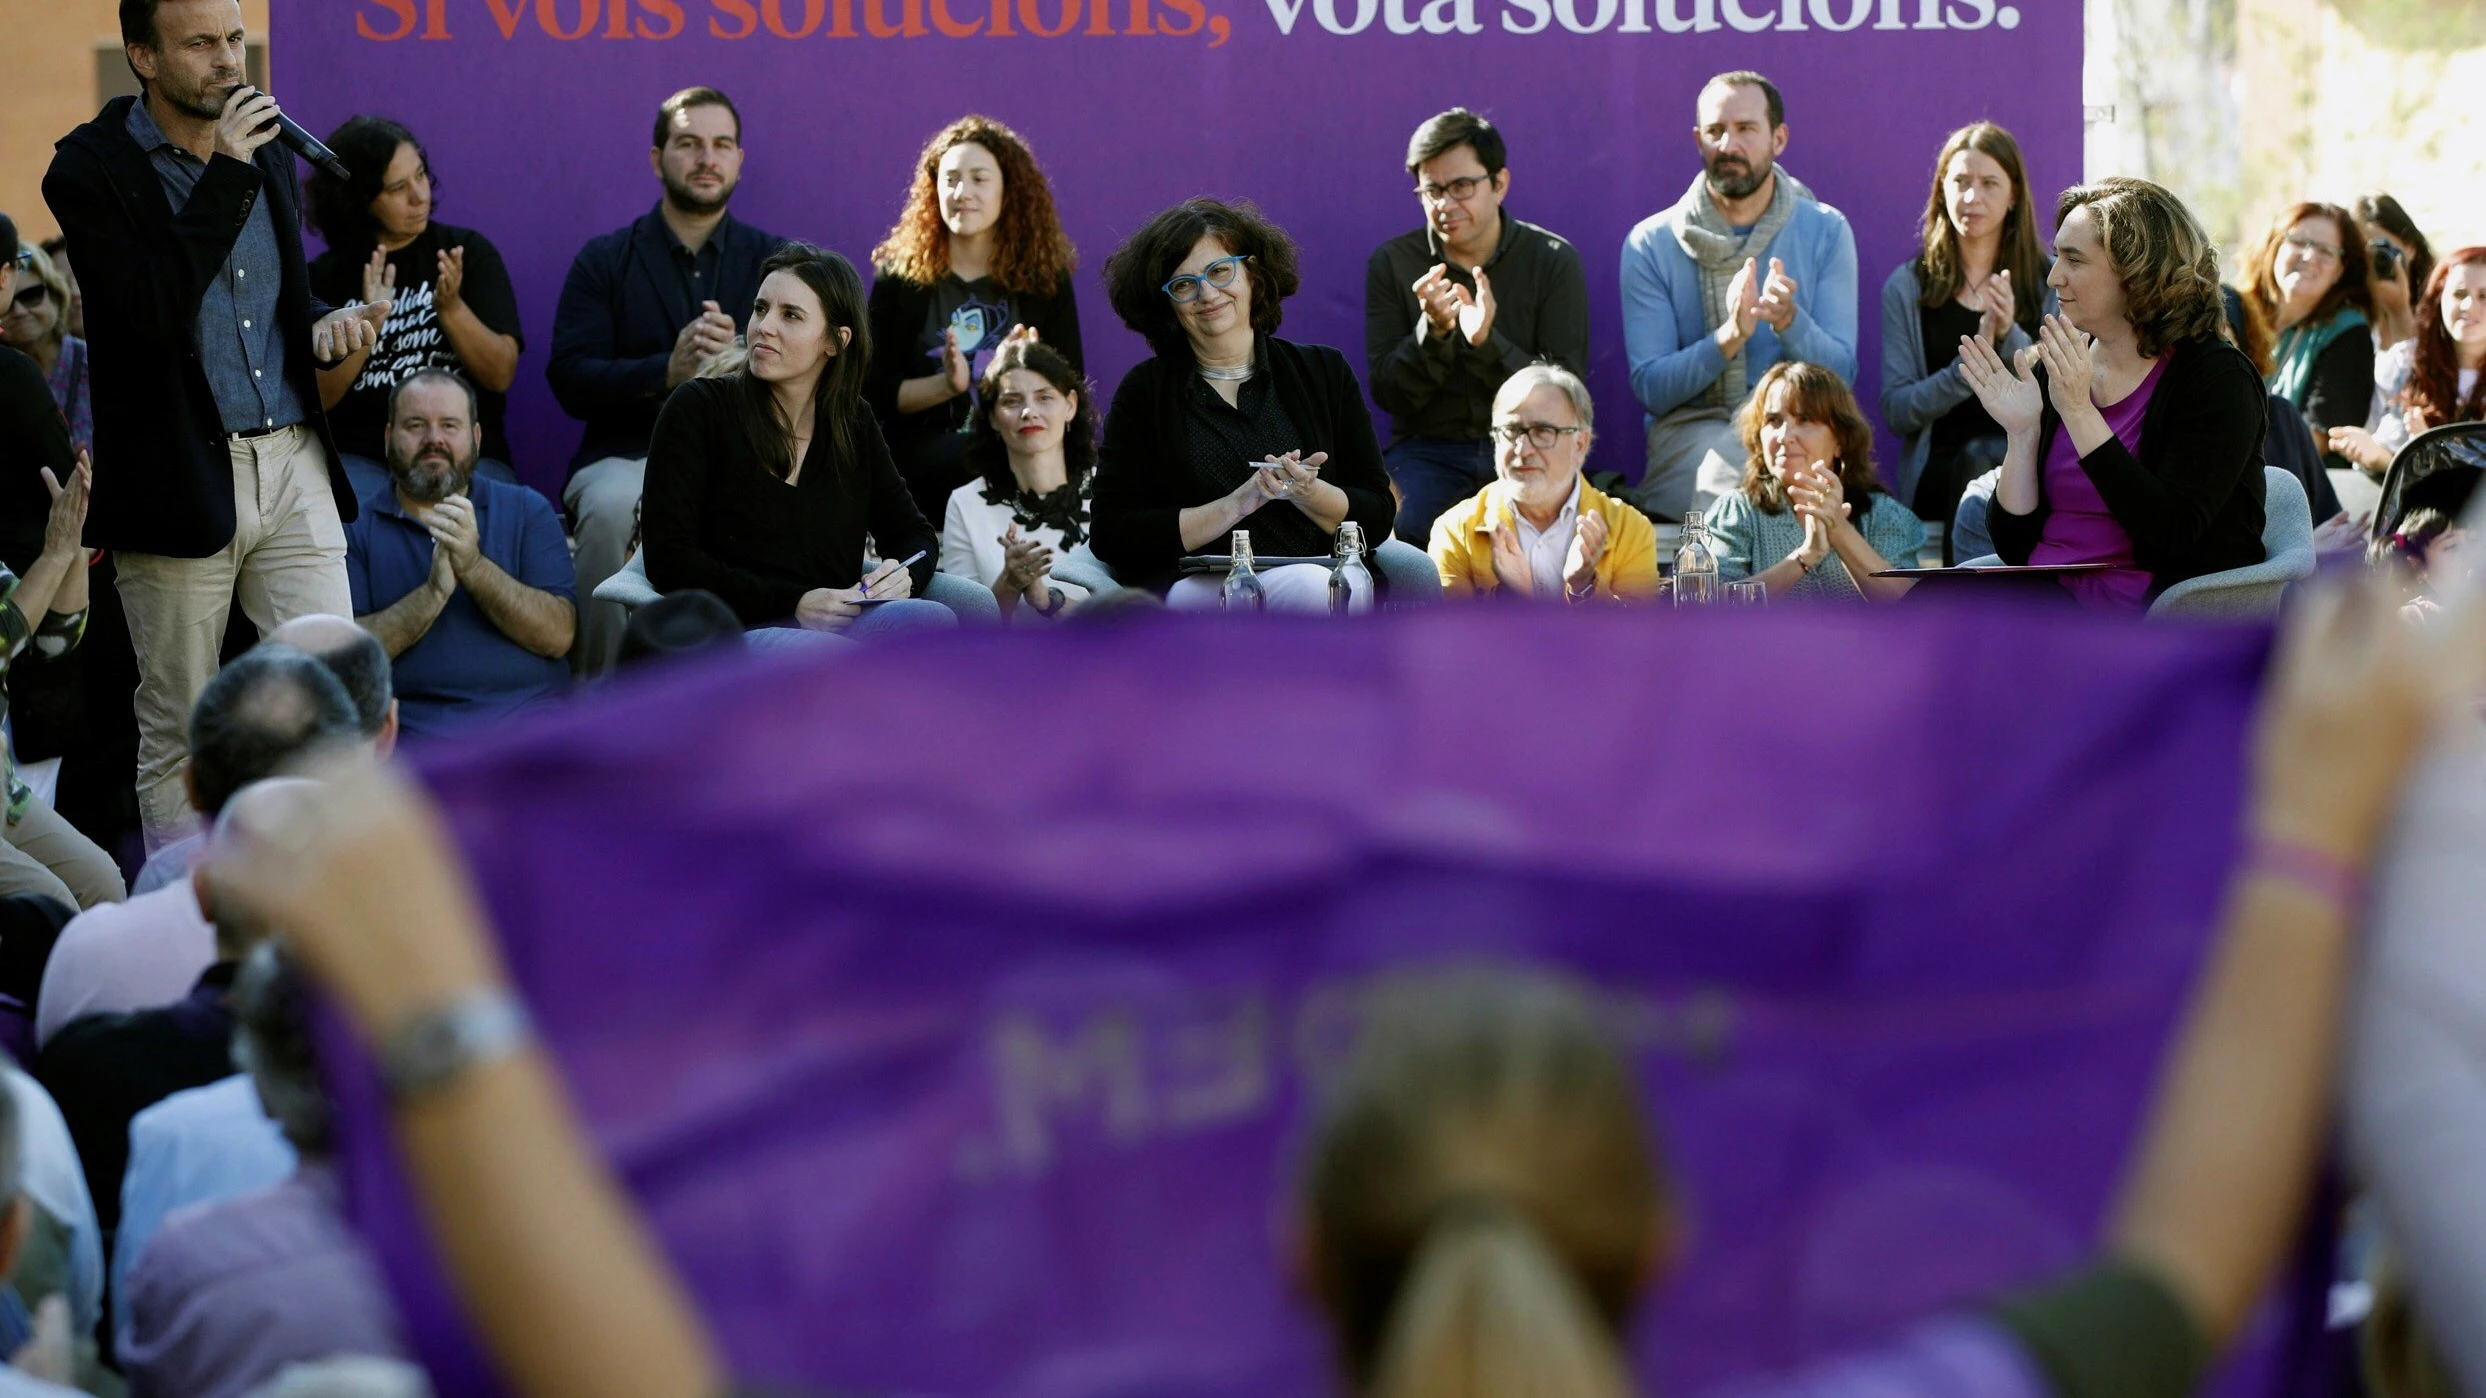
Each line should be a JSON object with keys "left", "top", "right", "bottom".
{"left": 1709, "top": 360, "right": 1925, "bottom": 603}
{"left": 1959, "top": 177, "right": 2268, "bottom": 609}
{"left": 867, "top": 116, "right": 1084, "bottom": 521}
{"left": 2239, "top": 201, "right": 2374, "bottom": 474}
{"left": 940, "top": 333, "right": 1101, "bottom": 621}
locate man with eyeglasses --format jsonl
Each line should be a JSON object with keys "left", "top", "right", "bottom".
{"left": 1366, "top": 108, "right": 1589, "bottom": 547}
{"left": 1427, "top": 364, "right": 1658, "bottom": 601}
{"left": 1621, "top": 70, "right": 1857, "bottom": 523}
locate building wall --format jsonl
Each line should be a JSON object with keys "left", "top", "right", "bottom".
{"left": 2, "top": 0, "right": 270, "bottom": 246}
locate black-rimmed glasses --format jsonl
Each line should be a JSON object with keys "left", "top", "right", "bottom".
{"left": 1492, "top": 421, "right": 1584, "bottom": 450}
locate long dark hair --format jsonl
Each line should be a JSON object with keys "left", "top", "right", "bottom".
{"left": 963, "top": 338, "right": 1098, "bottom": 497}
{"left": 2408, "top": 247, "right": 2486, "bottom": 430}
{"left": 1914, "top": 122, "right": 2048, "bottom": 329}
{"left": 307, "top": 115, "right": 429, "bottom": 255}
{"left": 729, "top": 243, "right": 872, "bottom": 481}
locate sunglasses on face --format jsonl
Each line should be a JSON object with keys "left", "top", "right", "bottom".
{"left": 1161, "top": 254, "right": 1251, "bottom": 305}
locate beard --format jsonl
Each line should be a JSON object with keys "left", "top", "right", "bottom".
{"left": 1704, "top": 151, "right": 1772, "bottom": 202}
{"left": 164, "top": 74, "right": 246, "bottom": 123}
{"left": 661, "top": 167, "right": 738, "bottom": 216}
{"left": 388, "top": 446, "right": 475, "bottom": 505}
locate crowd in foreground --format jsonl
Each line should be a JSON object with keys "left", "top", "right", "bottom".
{"left": 0, "top": 0, "right": 2478, "bottom": 1392}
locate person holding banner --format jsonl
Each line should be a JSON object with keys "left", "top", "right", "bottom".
{"left": 1960, "top": 178, "right": 2267, "bottom": 609}
{"left": 868, "top": 117, "right": 1084, "bottom": 525}
{"left": 548, "top": 87, "right": 783, "bottom": 677}
{"left": 1620, "top": 71, "right": 1858, "bottom": 523}
{"left": 639, "top": 244, "right": 946, "bottom": 642}
{"left": 1091, "top": 199, "right": 1421, "bottom": 608}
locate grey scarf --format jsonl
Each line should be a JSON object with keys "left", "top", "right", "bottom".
{"left": 1667, "top": 167, "right": 1814, "bottom": 409}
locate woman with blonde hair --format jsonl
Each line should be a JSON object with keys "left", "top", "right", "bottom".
{"left": 1960, "top": 177, "right": 2267, "bottom": 609}
{"left": 1707, "top": 360, "right": 1925, "bottom": 603}
{"left": 0, "top": 244, "right": 89, "bottom": 457}
{"left": 867, "top": 116, "right": 1085, "bottom": 521}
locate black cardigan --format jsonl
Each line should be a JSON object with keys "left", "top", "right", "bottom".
{"left": 640, "top": 378, "right": 937, "bottom": 626}
{"left": 1990, "top": 336, "right": 2268, "bottom": 597}
{"left": 1089, "top": 336, "right": 1396, "bottom": 588}
{"left": 2288, "top": 323, "right": 2375, "bottom": 474}
{"left": 44, "top": 97, "right": 352, "bottom": 558}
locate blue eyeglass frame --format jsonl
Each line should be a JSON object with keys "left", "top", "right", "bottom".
{"left": 1161, "top": 254, "right": 1253, "bottom": 304}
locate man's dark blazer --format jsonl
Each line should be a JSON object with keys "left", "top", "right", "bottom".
{"left": 45, "top": 96, "right": 352, "bottom": 559}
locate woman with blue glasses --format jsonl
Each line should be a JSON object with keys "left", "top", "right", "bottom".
{"left": 1091, "top": 199, "right": 1424, "bottom": 608}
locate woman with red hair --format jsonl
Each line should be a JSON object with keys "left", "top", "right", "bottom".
{"left": 867, "top": 116, "right": 1085, "bottom": 521}
{"left": 2330, "top": 247, "right": 2486, "bottom": 473}
{"left": 2239, "top": 202, "right": 2375, "bottom": 474}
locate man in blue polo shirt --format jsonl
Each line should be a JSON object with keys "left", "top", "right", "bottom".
{"left": 347, "top": 369, "right": 573, "bottom": 739}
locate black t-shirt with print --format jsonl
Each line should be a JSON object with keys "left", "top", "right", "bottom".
{"left": 888, "top": 275, "right": 1019, "bottom": 510}
{"left": 309, "top": 222, "right": 524, "bottom": 466}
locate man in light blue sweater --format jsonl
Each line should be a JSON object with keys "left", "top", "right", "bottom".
{"left": 1619, "top": 72, "right": 1858, "bottom": 521}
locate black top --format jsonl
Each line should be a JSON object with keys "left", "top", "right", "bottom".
{"left": 1364, "top": 213, "right": 1590, "bottom": 444}
{"left": 1920, "top": 300, "right": 2001, "bottom": 482}
{"left": 2287, "top": 325, "right": 2375, "bottom": 474}
{"left": 309, "top": 222, "right": 524, "bottom": 465}
{"left": 547, "top": 206, "right": 784, "bottom": 472}
{"left": 37, "top": 961, "right": 238, "bottom": 1237}
{"left": 1989, "top": 336, "right": 2268, "bottom": 597}
{"left": 0, "top": 348, "right": 72, "bottom": 572}
{"left": 862, "top": 271, "right": 1083, "bottom": 520}
{"left": 1091, "top": 336, "right": 1395, "bottom": 590}
{"left": 44, "top": 97, "right": 352, "bottom": 558}
{"left": 640, "top": 377, "right": 937, "bottom": 626}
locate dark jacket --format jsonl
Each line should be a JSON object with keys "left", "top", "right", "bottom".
{"left": 1364, "top": 213, "right": 1590, "bottom": 444}
{"left": 2288, "top": 322, "right": 2375, "bottom": 474}
{"left": 1090, "top": 336, "right": 1396, "bottom": 587}
{"left": 546, "top": 207, "right": 783, "bottom": 473}
{"left": 43, "top": 97, "right": 349, "bottom": 558}
{"left": 1990, "top": 335, "right": 2268, "bottom": 596}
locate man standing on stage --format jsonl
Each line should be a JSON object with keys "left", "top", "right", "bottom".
{"left": 43, "top": 0, "right": 387, "bottom": 850}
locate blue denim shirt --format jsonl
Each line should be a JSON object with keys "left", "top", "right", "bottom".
{"left": 123, "top": 100, "right": 306, "bottom": 434}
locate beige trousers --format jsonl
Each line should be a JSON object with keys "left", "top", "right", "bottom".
{"left": 115, "top": 426, "right": 352, "bottom": 850}
{"left": 0, "top": 796, "right": 126, "bottom": 911}
{"left": 563, "top": 455, "right": 646, "bottom": 680}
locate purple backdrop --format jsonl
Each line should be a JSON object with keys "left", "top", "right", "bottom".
{"left": 272, "top": 0, "right": 2080, "bottom": 494}
{"left": 326, "top": 603, "right": 2319, "bottom": 1398}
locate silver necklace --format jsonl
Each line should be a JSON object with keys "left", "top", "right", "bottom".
{"left": 1197, "top": 361, "right": 1254, "bottom": 382}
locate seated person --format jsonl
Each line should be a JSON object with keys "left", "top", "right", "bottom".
{"left": 123, "top": 944, "right": 406, "bottom": 1398}
{"left": 940, "top": 334, "right": 1097, "bottom": 622}
{"left": 2331, "top": 247, "right": 2486, "bottom": 473}
{"left": 0, "top": 446, "right": 117, "bottom": 912}
{"left": 1709, "top": 361, "right": 1926, "bottom": 603}
{"left": 346, "top": 370, "right": 574, "bottom": 739}
{"left": 1089, "top": 199, "right": 1413, "bottom": 612}
{"left": 1620, "top": 71, "right": 1857, "bottom": 521}
{"left": 1427, "top": 364, "right": 1658, "bottom": 602}
{"left": 1960, "top": 178, "right": 2267, "bottom": 610}
{"left": 113, "top": 1074, "right": 296, "bottom": 1356}
{"left": 2239, "top": 202, "right": 2373, "bottom": 474}
{"left": 641, "top": 244, "right": 950, "bottom": 641}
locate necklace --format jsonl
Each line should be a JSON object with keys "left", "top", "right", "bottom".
{"left": 1197, "top": 361, "right": 1254, "bottom": 382}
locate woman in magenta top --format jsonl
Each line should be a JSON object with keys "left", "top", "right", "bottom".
{"left": 1958, "top": 177, "right": 2267, "bottom": 608}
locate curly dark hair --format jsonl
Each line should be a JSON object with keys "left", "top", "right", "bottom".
{"left": 2056, "top": 178, "right": 2228, "bottom": 359}
{"left": 1733, "top": 360, "right": 1884, "bottom": 516}
{"left": 1103, "top": 198, "right": 1301, "bottom": 361}
{"left": 306, "top": 115, "right": 430, "bottom": 257}
{"left": 871, "top": 116, "right": 1076, "bottom": 298}
{"left": 964, "top": 337, "right": 1098, "bottom": 495}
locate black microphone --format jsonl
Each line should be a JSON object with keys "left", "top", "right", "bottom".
{"left": 235, "top": 88, "right": 351, "bottom": 182}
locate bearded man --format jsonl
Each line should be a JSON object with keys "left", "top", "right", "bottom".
{"left": 546, "top": 86, "right": 783, "bottom": 676}
{"left": 346, "top": 370, "right": 573, "bottom": 740}
{"left": 1618, "top": 71, "right": 1858, "bottom": 522}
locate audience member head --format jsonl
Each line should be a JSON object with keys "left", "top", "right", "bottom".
{"left": 873, "top": 116, "right": 1076, "bottom": 298}
{"left": 0, "top": 243, "right": 71, "bottom": 361}
{"left": 36, "top": 237, "right": 79, "bottom": 341}
{"left": 734, "top": 242, "right": 869, "bottom": 479}
{"left": 2244, "top": 200, "right": 2373, "bottom": 334}
{"left": 2407, "top": 247, "right": 2486, "bottom": 428}
{"left": 2371, "top": 506, "right": 2470, "bottom": 582}
{"left": 1490, "top": 365, "right": 1596, "bottom": 520}
{"left": 265, "top": 614, "right": 397, "bottom": 757}
{"left": 2359, "top": 193, "right": 2436, "bottom": 332}
{"left": 965, "top": 337, "right": 1095, "bottom": 495}
{"left": 1406, "top": 108, "right": 1510, "bottom": 259}
{"left": 2050, "top": 177, "right": 2226, "bottom": 357}
{"left": 1735, "top": 359, "right": 1879, "bottom": 517}
{"left": 1915, "top": 121, "right": 2048, "bottom": 328}
{"left": 201, "top": 778, "right": 325, "bottom": 962}
{"left": 1297, "top": 966, "right": 1669, "bottom": 1398}
{"left": 1104, "top": 198, "right": 1301, "bottom": 361}
{"left": 383, "top": 369, "right": 484, "bottom": 509}
{"left": 232, "top": 941, "right": 329, "bottom": 1156}
{"left": 649, "top": 87, "right": 744, "bottom": 216}
{"left": 618, "top": 590, "right": 746, "bottom": 669}
{"left": 184, "top": 645, "right": 361, "bottom": 820}
{"left": 121, "top": 0, "right": 249, "bottom": 115}
{"left": 307, "top": 115, "right": 433, "bottom": 258}
{"left": 1692, "top": 71, "right": 1786, "bottom": 205}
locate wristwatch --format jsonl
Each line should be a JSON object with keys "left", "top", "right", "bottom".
{"left": 378, "top": 988, "right": 534, "bottom": 1101}
{"left": 1028, "top": 585, "right": 1067, "bottom": 618}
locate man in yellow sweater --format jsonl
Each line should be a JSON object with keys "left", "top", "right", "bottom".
{"left": 1428, "top": 364, "right": 1661, "bottom": 601}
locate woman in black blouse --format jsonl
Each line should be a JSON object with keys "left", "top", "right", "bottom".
{"left": 1091, "top": 199, "right": 1434, "bottom": 608}
{"left": 642, "top": 244, "right": 949, "bottom": 640}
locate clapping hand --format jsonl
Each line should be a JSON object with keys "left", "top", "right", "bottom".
{"left": 1412, "top": 265, "right": 1462, "bottom": 339}
{"left": 1756, "top": 257, "right": 1799, "bottom": 333}
{"left": 436, "top": 245, "right": 467, "bottom": 312}
{"left": 941, "top": 327, "right": 973, "bottom": 397}
{"left": 1562, "top": 509, "right": 1608, "bottom": 596}
{"left": 2032, "top": 313, "right": 2098, "bottom": 424}
{"left": 1784, "top": 460, "right": 1850, "bottom": 559}
{"left": 1457, "top": 266, "right": 1498, "bottom": 347}
{"left": 1956, "top": 332, "right": 2043, "bottom": 436}
{"left": 39, "top": 452, "right": 91, "bottom": 559}
{"left": 1973, "top": 269, "right": 2016, "bottom": 342}
{"left": 1487, "top": 511, "right": 1533, "bottom": 595}
{"left": 999, "top": 525, "right": 1054, "bottom": 597}
{"left": 1721, "top": 257, "right": 1763, "bottom": 350}
{"left": 667, "top": 301, "right": 737, "bottom": 387}
{"left": 422, "top": 494, "right": 483, "bottom": 576}
{"left": 360, "top": 247, "right": 398, "bottom": 314}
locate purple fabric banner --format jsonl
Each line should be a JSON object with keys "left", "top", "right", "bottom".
{"left": 270, "top": 0, "right": 2079, "bottom": 492}
{"left": 327, "top": 604, "right": 2305, "bottom": 1397}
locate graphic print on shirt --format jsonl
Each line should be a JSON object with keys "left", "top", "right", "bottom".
{"left": 927, "top": 294, "right": 1015, "bottom": 413}
{"left": 350, "top": 281, "right": 454, "bottom": 399}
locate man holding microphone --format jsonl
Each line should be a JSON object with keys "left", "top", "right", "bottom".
{"left": 44, "top": 0, "right": 387, "bottom": 851}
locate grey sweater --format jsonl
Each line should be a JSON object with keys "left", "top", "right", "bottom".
{"left": 1878, "top": 260, "right": 2052, "bottom": 506}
